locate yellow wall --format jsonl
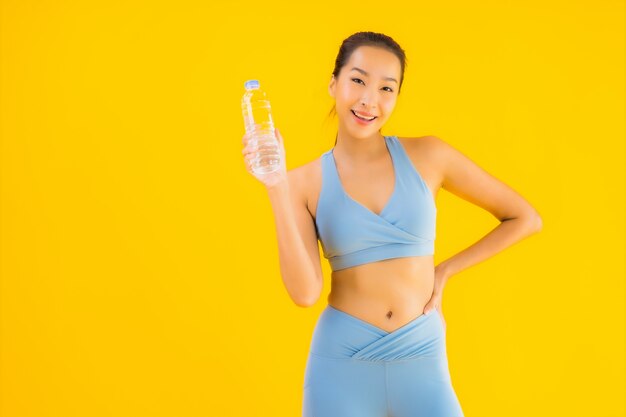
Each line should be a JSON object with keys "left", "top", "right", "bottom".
{"left": 1, "top": 1, "right": 623, "bottom": 416}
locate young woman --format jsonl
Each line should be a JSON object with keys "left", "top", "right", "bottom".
{"left": 242, "top": 31, "right": 542, "bottom": 417}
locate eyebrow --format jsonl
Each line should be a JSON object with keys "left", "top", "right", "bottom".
{"left": 350, "top": 67, "right": 398, "bottom": 84}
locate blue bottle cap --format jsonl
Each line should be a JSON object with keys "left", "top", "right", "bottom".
{"left": 244, "top": 79, "right": 260, "bottom": 90}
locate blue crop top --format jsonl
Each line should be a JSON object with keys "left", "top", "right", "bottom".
{"left": 314, "top": 135, "right": 437, "bottom": 271}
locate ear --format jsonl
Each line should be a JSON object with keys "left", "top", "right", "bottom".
{"left": 328, "top": 75, "right": 336, "bottom": 98}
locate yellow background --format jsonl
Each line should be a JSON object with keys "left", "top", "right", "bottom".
{"left": 1, "top": 1, "right": 624, "bottom": 416}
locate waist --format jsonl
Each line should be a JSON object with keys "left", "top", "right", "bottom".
{"left": 308, "top": 302, "right": 446, "bottom": 361}
{"left": 327, "top": 256, "right": 435, "bottom": 332}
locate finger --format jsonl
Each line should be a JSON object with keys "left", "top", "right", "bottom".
{"left": 242, "top": 141, "right": 258, "bottom": 153}
{"left": 245, "top": 158, "right": 254, "bottom": 173}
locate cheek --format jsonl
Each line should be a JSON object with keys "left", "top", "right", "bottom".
{"left": 381, "top": 98, "right": 397, "bottom": 112}
{"left": 337, "top": 88, "right": 358, "bottom": 104}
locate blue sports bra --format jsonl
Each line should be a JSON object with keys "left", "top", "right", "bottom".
{"left": 314, "top": 135, "right": 437, "bottom": 272}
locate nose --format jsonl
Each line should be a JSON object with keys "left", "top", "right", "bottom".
{"left": 359, "top": 88, "right": 378, "bottom": 109}
{"left": 359, "top": 96, "right": 376, "bottom": 110}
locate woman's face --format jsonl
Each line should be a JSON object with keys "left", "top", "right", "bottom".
{"left": 329, "top": 46, "right": 401, "bottom": 138}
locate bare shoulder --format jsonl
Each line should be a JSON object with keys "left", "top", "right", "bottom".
{"left": 396, "top": 135, "right": 445, "bottom": 197}
{"left": 397, "top": 134, "right": 467, "bottom": 180}
{"left": 397, "top": 134, "right": 484, "bottom": 190}
{"left": 397, "top": 135, "right": 444, "bottom": 156}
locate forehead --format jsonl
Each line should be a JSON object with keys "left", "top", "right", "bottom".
{"left": 345, "top": 46, "right": 401, "bottom": 79}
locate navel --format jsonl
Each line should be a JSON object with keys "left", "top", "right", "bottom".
{"left": 386, "top": 310, "right": 393, "bottom": 319}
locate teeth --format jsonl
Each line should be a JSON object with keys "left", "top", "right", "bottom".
{"left": 353, "top": 110, "right": 376, "bottom": 121}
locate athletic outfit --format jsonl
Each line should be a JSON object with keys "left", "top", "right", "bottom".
{"left": 302, "top": 135, "right": 464, "bottom": 417}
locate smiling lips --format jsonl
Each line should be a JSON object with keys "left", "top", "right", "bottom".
{"left": 351, "top": 109, "right": 378, "bottom": 122}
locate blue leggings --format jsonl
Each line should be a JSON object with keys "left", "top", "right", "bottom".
{"left": 302, "top": 305, "right": 464, "bottom": 417}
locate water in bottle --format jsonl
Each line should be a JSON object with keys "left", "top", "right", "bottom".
{"left": 241, "top": 79, "right": 280, "bottom": 174}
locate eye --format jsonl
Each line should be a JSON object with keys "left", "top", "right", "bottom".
{"left": 352, "top": 78, "right": 394, "bottom": 93}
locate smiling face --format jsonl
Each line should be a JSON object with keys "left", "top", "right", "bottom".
{"left": 329, "top": 45, "right": 402, "bottom": 139}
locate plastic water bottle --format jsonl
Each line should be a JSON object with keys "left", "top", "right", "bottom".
{"left": 241, "top": 79, "right": 280, "bottom": 175}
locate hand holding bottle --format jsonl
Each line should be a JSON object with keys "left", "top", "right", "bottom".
{"left": 242, "top": 127, "right": 287, "bottom": 189}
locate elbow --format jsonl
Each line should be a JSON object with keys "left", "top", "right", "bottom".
{"left": 294, "top": 298, "right": 316, "bottom": 308}
{"left": 294, "top": 292, "right": 321, "bottom": 308}
{"left": 516, "top": 206, "right": 543, "bottom": 233}
{"left": 293, "top": 297, "right": 319, "bottom": 308}
{"left": 530, "top": 212, "right": 543, "bottom": 233}
{"left": 530, "top": 211, "right": 543, "bottom": 233}
{"left": 504, "top": 210, "right": 543, "bottom": 234}
{"left": 535, "top": 215, "right": 543, "bottom": 232}
{"left": 292, "top": 281, "right": 322, "bottom": 308}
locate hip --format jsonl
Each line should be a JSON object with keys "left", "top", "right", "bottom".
{"left": 307, "top": 303, "right": 447, "bottom": 362}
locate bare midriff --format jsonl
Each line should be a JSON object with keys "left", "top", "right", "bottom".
{"left": 306, "top": 136, "right": 440, "bottom": 334}
{"left": 327, "top": 255, "right": 435, "bottom": 333}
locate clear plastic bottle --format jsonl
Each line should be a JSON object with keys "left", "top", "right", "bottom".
{"left": 241, "top": 79, "right": 280, "bottom": 175}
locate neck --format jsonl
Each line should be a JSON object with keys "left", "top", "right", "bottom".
{"left": 333, "top": 130, "right": 388, "bottom": 164}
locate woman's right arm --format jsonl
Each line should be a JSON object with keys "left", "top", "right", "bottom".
{"left": 242, "top": 127, "right": 323, "bottom": 307}
{"left": 266, "top": 174, "right": 324, "bottom": 307}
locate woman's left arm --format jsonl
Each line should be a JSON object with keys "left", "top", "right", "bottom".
{"left": 429, "top": 136, "right": 543, "bottom": 284}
